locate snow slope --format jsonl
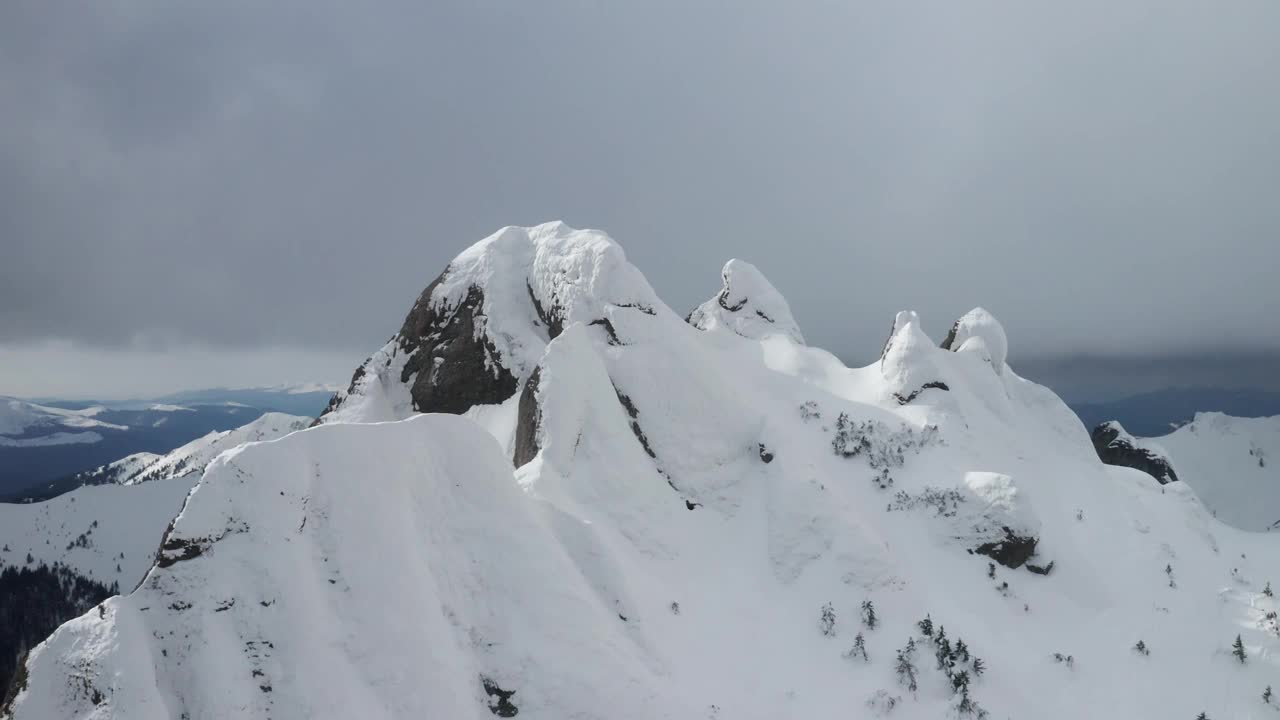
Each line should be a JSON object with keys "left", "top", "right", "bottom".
{"left": 0, "top": 413, "right": 311, "bottom": 590}
{"left": 0, "top": 478, "right": 198, "bottom": 588}
{"left": 1147, "top": 413, "right": 1280, "bottom": 532}
{"left": 7, "top": 224, "right": 1279, "bottom": 720}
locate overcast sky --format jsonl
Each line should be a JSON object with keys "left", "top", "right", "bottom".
{"left": 3, "top": 1, "right": 1278, "bottom": 400}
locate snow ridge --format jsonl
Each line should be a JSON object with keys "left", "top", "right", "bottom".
{"left": 6, "top": 223, "right": 1279, "bottom": 720}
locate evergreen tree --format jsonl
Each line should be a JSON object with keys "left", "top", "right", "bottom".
{"left": 895, "top": 639, "right": 918, "bottom": 693}
{"left": 972, "top": 657, "right": 985, "bottom": 676}
{"left": 1166, "top": 563, "right": 1176, "bottom": 588}
{"left": 951, "top": 669, "right": 971, "bottom": 693}
{"left": 845, "top": 632, "right": 869, "bottom": 662}
{"left": 937, "top": 635, "right": 954, "bottom": 672}
{"left": 1133, "top": 640, "right": 1149, "bottom": 656}
{"left": 1262, "top": 685, "right": 1272, "bottom": 704}
{"left": 1264, "top": 581, "right": 1273, "bottom": 598}
{"left": 861, "top": 600, "right": 878, "bottom": 630}
{"left": 1232, "top": 634, "right": 1247, "bottom": 663}
{"left": 917, "top": 614, "right": 933, "bottom": 637}
{"left": 819, "top": 602, "right": 836, "bottom": 637}
{"left": 987, "top": 562, "right": 996, "bottom": 579}
{"left": 1196, "top": 713, "right": 1209, "bottom": 720}
{"left": 955, "top": 638, "right": 970, "bottom": 663}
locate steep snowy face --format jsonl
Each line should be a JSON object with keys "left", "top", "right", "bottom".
{"left": 687, "top": 259, "right": 805, "bottom": 344}
{"left": 940, "top": 307, "right": 1008, "bottom": 375}
{"left": 8, "top": 417, "right": 683, "bottom": 720}
{"left": 1091, "top": 421, "right": 1181, "bottom": 486}
{"left": 9, "top": 225, "right": 1280, "bottom": 720}
{"left": 317, "top": 222, "right": 669, "bottom": 425}
{"left": 1130, "top": 413, "right": 1280, "bottom": 531}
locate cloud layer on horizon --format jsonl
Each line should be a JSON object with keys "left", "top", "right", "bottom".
{"left": 3, "top": 1, "right": 1278, "bottom": 396}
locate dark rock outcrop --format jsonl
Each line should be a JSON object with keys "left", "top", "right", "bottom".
{"left": 318, "top": 271, "right": 522, "bottom": 423}
{"left": 1091, "top": 421, "right": 1180, "bottom": 485}
{"left": 396, "top": 278, "right": 520, "bottom": 416}
{"left": 972, "top": 526, "right": 1038, "bottom": 569}
{"left": 511, "top": 369, "right": 542, "bottom": 467}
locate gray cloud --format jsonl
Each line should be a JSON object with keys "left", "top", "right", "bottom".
{"left": 3, "top": 1, "right": 1279, "bottom": 396}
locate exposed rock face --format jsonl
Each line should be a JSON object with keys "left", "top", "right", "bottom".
{"left": 318, "top": 275, "right": 520, "bottom": 423}
{"left": 687, "top": 259, "right": 804, "bottom": 343}
{"left": 397, "top": 279, "right": 520, "bottom": 416}
{"left": 973, "top": 527, "right": 1038, "bottom": 569}
{"left": 511, "top": 369, "right": 542, "bottom": 468}
{"left": 1091, "top": 421, "right": 1180, "bottom": 485}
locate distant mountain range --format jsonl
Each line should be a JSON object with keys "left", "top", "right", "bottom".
{"left": 0, "top": 386, "right": 335, "bottom": 500}
{"left": 1069, "top": 387, "right": 1280, "bottom": 437}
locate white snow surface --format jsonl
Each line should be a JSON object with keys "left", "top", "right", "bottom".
{"left": 942, "top": 307, "right": 1009, "bottom": 374}
{"left": 0, "top": 413, "right": 312, "bottom": 595}
{"left": 1139, "top": 413, "right": 1280, "bottom": 532}
{"left": 8, "top": 224, "right": 1280, "bottom": 720}
{"left": 0, "top": 478, "right": 197, "bottom": 587}
{"left": 688, "top": 258, "right": 805, "bottom": 344}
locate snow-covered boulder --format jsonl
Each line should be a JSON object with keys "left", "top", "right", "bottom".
{"left": 940, "top": 307, "right": 1008, "bottom": 375}
{"left": 687, "top": 259, "right": 805, "bottom": 344}
{"left": 1091, "top": 420, "right": 1180, "bottom": 485}
{"left": 957, "top": 472, "right": 1042, "bottom": 570}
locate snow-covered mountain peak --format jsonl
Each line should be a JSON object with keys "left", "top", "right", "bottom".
{"left": 940, "top": 307, "right": 1008, "bottom": 375}
{"left": 687, "top": 258, "right": 805, "bottom": 344}
{"left": 9, "top": 224, "right": 1280, "bottom": 720}
{"left": 878, "top": 310, "right": 942, "bottom": 391}
{"left": 318, "top": 222, "right": 673, "bottom": 425}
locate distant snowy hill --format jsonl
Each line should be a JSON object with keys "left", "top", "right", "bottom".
{"left": 5, "top": 223, "right": 1278, "bottom": 720}
{"left": 58, "top": 413, "right": 312, "bottom": 491}
{"left": 1071, "top": 387, "right": 1280, "bottom": 437}
{"left": 0, "top": 390, "right": 333, "bottom": 500}
{"left": 1096, "top": 413, "right": 1280, "bottom": 532}
{"left": 0, "top": 399, "right": 127, "bottom": 446}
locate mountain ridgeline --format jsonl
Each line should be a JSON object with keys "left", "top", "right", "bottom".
{"left": 5, "top": 223, "right": 1278, "bottom": 720}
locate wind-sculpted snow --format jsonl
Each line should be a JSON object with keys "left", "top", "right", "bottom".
{"left": 688, "top": 259, "right": 805, "bottom": 344}
{"left": 9, "top": 223, "right": 1280, "bottom": 720}
{"left": 940, "top": 308, "right": 1008, "bottom": 375}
